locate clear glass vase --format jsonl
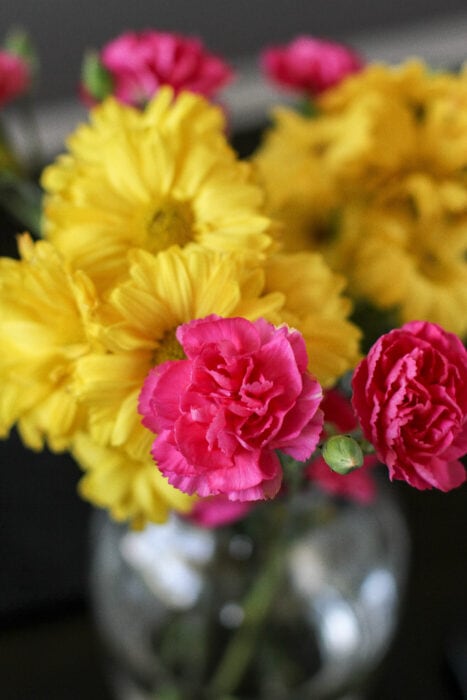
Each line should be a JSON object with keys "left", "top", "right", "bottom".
{"left": 89, "top": 482, "right": 408, "bottom": 700}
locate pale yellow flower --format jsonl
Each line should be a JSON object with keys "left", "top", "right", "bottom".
{"left": 335, "top": 177, "right": 467, "bottom": 335}
{"left": 73, "top": 433, "right": 194, "bottom": 530}
{"left": 264, "top": 252, "right": 362, "bottom": 386}
{"left": 254, "top": 61, "right": 467, "bottom": 336}
{"left": 0, "top": 234, "right": 98, "bottom": 451}
{"left": 253, "top": 106, "right": 338, "bottom": 252}
{"left": 41, "top": 88, "right": 273, "bottom": 292}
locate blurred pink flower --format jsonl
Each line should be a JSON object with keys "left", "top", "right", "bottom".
{"left": 188, "top": 495, "right": 254, "bottom": 528}
{"left": 352, "top": 321, "right": 467, "bottom": 492}
{"left": 139, "top": 315, "right": 324, "bottom": 502}
{"left": 261, "top": 35, "right": 363, "bottom": 96}
{"left": 306, "top": 389, "right": 377, "bottom": 504}
{"left": 96, "top": 30, "right": 233, "bottom": 106}
{"left": 0, "top": 50, "right": 30, "bottom": 108}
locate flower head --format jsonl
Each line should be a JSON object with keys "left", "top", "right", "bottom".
{"left": 264, "top": 252, "right": 361, "bottom": 386}
{"left": 352, "top": 321, "right": 467, "bottom": 491}
{"left": 0, "top": 234, "right": 97, "bottom": 451}
{"left": 261, "top": 35, "right": 363, "bottom": 96}
{"left": 71, "top": 246, "right": 284, "bottom": 525}
{"left": 139, "top": 315, "right": 324, "bottom": 502}
{"left": 0, "top": 49, "right": 30, "bottom": 107}
{"left": 82, "top": 30, "right": 233, "bottom": 107}
{"left": 254, "top": 60, "right": 467, "bottom": 336}
{"left": 72, "top": 433, "right": 194, "bottom": 529}
{"left": 41, "top": 88, "right": 273, "bottom": 292}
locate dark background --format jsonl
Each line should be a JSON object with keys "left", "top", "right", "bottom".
{"left": 1, "top": 3, "right": 467, "bottom": 698}
{"left": 1, "top": 0, "right": 467, "bottom": 103}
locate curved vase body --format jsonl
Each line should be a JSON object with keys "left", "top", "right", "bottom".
{"left": 90, "top": 484, "right": 408, "bottom": 700}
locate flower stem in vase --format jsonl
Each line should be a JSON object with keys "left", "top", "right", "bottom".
{"left": 204, "top": 463, "right": 304, "bottom": 700}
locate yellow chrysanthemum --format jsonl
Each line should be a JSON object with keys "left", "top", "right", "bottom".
{"left": 41, "top": 88, "right": 273, "bottom": 292}
{"left": 264, "top": 252, "right": 362, "bottom": 387}
{"left": 253, "top": 106, "right": 338, "bottom": 252}
{"left": 254, "top": 60, "right": 467, "bottom": 336}
{"left": 0, "top": 234, "right": 97, "bottom": 451}
{"left": 72, "top": 245, "right": 284, "bottom": 526}
{"left": 72, "top": 433, "right": 194, "bottom": 530}
{"left": 332, "top": 177, "right": 467, "bottom": 334}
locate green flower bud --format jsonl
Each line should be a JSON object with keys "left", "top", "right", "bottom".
{"left": 81, "top": 51, "right": 113, "bottom": 101}
{"left": 322, "top": 434, "right": 364, "bottom": 475}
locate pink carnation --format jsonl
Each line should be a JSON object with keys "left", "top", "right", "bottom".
{"left": 352, "top": 321, "right": 467, "bottom": 492}
{"left": 0, "top": 50, "right": 30, "bottom": 108}
{"left": 306, "top": 389, "right": 377, "bottom": 504}
{"left": 139, "top": 316, "right": 324, "bottom": 502}
{"left": 261, "top": 35, "right": 363, "bottom": 96}
{"left": 99, "top": 30, "right": 233, "bottom": 106}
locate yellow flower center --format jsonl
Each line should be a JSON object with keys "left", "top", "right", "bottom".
{"left": 152, "top": 328, "right": 186, "bottom": 366}
{"left": 148, "top": 200, "right": 194, "bottom": 254}
{"left": 416, "top": 250, "right": 449, "bottom": 282}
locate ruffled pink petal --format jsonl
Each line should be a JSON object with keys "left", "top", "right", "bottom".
{"left": 177, "top": 315, "right": 260, "bottom": 359}
{"left": 138, "top": 360, "right": 190, "bottom": 432}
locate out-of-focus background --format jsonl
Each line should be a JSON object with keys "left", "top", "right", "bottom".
{"left": 2, "top": 1, "right": 467, "bottom": 153}
{"left": 1, "top": 0, "right": 467, "bottom": 103}
{"left": 0, "top": 2, "right": 466, "bottom": 699}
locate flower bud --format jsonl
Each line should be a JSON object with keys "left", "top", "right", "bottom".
{"left": 321, "top": 435, "right": 364, "bottom": 475}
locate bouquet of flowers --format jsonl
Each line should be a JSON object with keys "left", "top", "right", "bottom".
{"left": 0, "top": 28, "right": 465, "bottom": 700}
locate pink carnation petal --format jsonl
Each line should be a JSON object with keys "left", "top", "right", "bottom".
{"left": 140, "top": 316, "right": 323, "bottom": 503}
{"left": 224, "top": 450, "right": 283, "bottom": 501}
{"left": 352, "top": 321, "right": 467, "bottom": 493}
{"left": 177, "top": 315, "right": 260, "bottom": 358}
{"left": 139, "top": 360, "right": 191, "bottom": 432}
{"left": 97, "top": 30, "right": 232, "bottom": 106}
{"left": 260, "top": 35, "right": 363, "bottom": 95}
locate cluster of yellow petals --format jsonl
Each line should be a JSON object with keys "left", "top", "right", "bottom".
{"left": 0, "top": 88, "right": 362, "bottom": 527}
{"left": 41, "top": 87, "right": 274, "bottom": 293}
{"left": 254, "top": 60, "right": 467, "bottom": 337}
{"left": 0, "top": 234, "right": 97, "bottom": 451}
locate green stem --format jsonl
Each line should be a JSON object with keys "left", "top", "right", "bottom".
{"left": 205, "top": 455, "right": 304, "bottom": 699}
{"left": 205, "top": 527, "right": 286, "bottom": 698}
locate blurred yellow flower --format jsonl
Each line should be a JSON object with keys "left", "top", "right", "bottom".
{"left": 255, "top": 60, "right": 467, "bottom": 336}
{"left": 73, "top": 433, "right": 194, "bottom": 529}
{"left": 41, "top": 88, "right": 274, "bottom": 292}
{"left": 264, "top": 252, "right": 362, "bottom": 386}
{"left": 0, "top": 234, "right": 97, "bottom": 451}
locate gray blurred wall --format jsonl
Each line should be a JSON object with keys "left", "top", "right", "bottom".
{"left": 1, "top": 0, "right": 467, "bottom": 102}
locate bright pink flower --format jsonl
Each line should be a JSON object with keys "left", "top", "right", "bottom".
{"left": 97, "top": 30, "right": 233, "bottom": 106}
{"left": 306, "top": 389, "right": 377, "bottom": 504}
{"left": 261, "top": 35, "right": 363, "bottom": 96}
{"left": 352, "top": 321, "right": 467, "bottom": 492}
{"left": 139, "top": 316, "right": 324, "bottom": 502}
{"left": 0, "top": 50, "right": 30, "bottom": 108}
